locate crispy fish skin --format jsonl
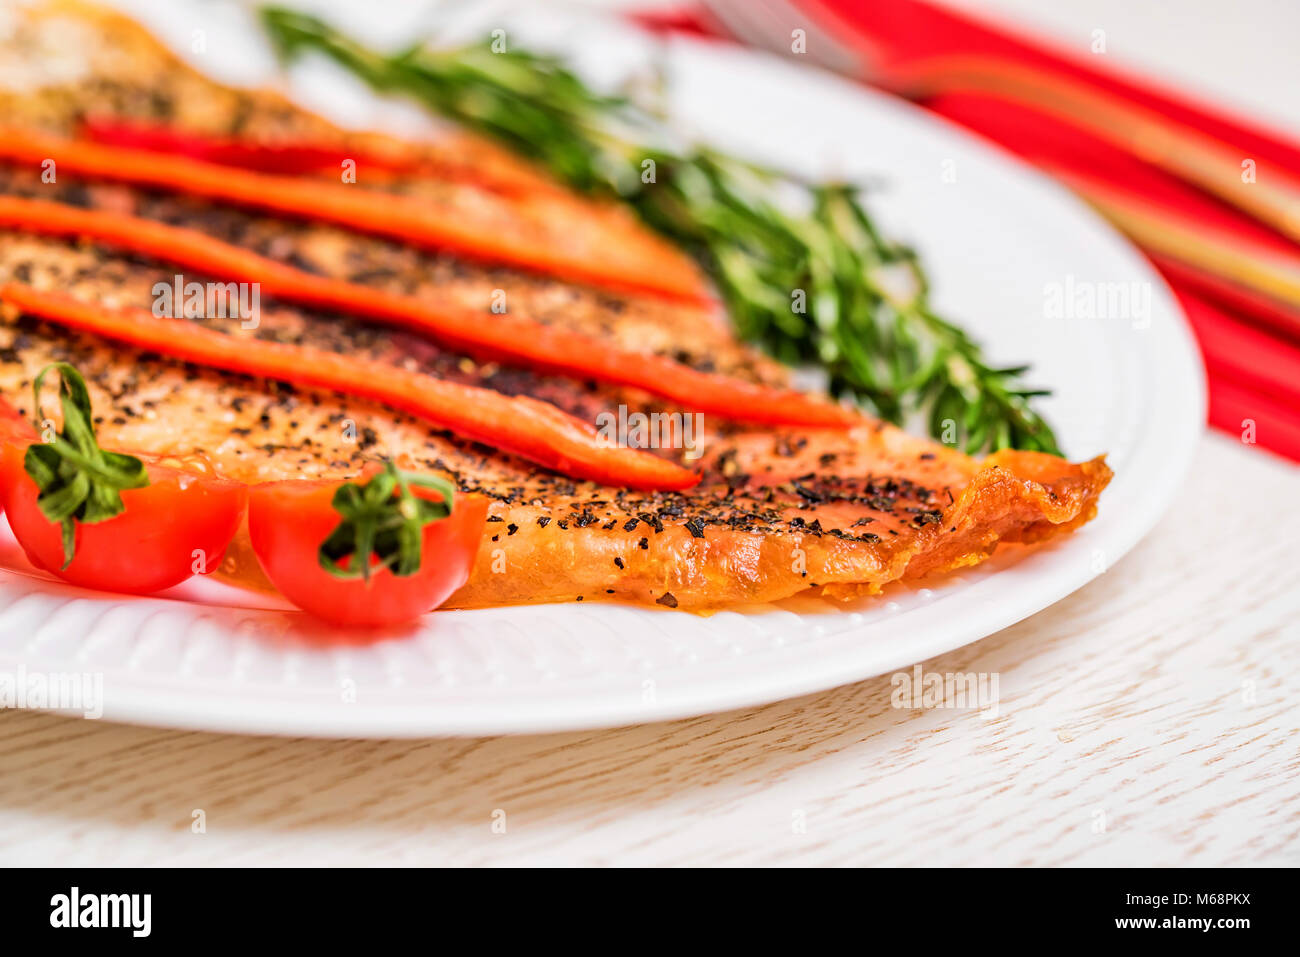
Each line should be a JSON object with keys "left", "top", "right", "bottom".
{"left": 0, "top": 2, "right": 1112, "bottom": 610}
{"left": 447, "top": 436, "right": 1109, "bottom": 610}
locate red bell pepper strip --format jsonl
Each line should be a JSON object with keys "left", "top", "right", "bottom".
{"left": 80, "top": 117, "right": 417, "bottom": 176}
{"left": 80, "top": 117, "right": 557, "bottom": 196}
{"left": 0, "top": 195, "right": 856, "bottom": 428}
{"left": 0, "top": 284, "right": 701, "bottom": 492}
{"left": 0, "top": 128, "right": 708, "bottom": 303}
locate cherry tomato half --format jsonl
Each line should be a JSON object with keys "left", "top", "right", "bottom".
{"left": 0, "top": 398, "right": 36, "bottom": 512}
{"left": 0, "top": 444, "right": 247, "bottom": 594}
{"left": 247, "top": 477, "right": 488, "bottom": 627}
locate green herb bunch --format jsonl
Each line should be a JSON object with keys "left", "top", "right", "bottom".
{"left": 260, "top": 6, "right": 1060, "bottom": 455}
{"left": 319, "top": 462, "right": 455, "bottom": 581}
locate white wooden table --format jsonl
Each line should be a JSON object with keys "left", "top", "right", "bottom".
{"left": 1, "top": 0, "right": 1298, "bottom": 868}
{"left": 0, "top": 433, "right": 1296, "bottom": 866}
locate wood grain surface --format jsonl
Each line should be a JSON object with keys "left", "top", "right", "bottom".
{"left": 0, "top": 433, "right": 1295, "bottom": 866}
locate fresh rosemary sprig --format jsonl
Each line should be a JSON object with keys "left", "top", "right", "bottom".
{"left": 319, "top": 461, "right": 455, "bottom": 581}
{"left": 25, "top": 363, "right": 150, "bottom": 567}
{"left": 259, "top": 7, "right": 1061, "bottom": 456}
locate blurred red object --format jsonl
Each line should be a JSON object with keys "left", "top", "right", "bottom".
{"left": 636, "top": 0, "right": 1300, "bottom": 461}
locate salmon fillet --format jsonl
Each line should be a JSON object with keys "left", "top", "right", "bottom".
{"left": 0, "top": 230, "right": 1110, "bottom": 609}
{"left": 0, "top": 0, "right": 709, "bottom": 301}
{"left": 0, "top": 0, "right": 553, "bottom": 191}
{"left": 0, "top": 1, "right": 1111, "bottom": 610}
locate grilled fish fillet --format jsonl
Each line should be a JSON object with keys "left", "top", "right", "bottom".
{"left": 0, "top": 1, "right": 1111, "bottom": 610}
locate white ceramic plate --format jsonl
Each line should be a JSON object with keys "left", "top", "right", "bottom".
{"left": 0, "top": 0, "right": 1203, "bottom": 736}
